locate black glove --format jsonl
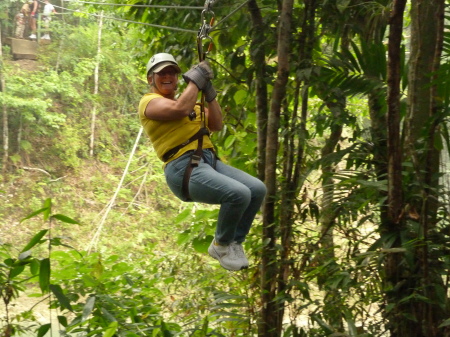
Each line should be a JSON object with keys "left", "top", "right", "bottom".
{"left": 203, "top": 81, "right": 217, "bottom": 102}
{"left": 182, "top": 60, "right": 214, "bottom": 90}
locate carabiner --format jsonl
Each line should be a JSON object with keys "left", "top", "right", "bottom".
{"left": 200, "top": 9, "right": 214, "bottom": 37}
{"left": 203, "top": 0, "right": 215, "bottom": 13}
{"left": 197, "top": 11, "right": 215, "bottom": 61}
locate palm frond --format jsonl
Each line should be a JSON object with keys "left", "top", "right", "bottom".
{"left": 315, "top": 38, "right": 390, "bottom": 98}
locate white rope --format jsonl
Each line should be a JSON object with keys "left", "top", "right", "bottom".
{"left": 86, "top": 126, "right": 144, "bottom": 252}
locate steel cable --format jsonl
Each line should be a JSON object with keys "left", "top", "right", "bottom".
{"left": 48, "top": 2, "right": 198, "bottom": 33}
{"left": 61, "top": 0, "right": 203, "bottom": 10}
{"left": 43, "top": 0, "right": 249, "bottom": 34}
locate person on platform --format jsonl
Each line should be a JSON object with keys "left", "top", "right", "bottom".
{"left": 138, "top": 53, "right": 267, "bottom": 271}
{"left": 41, "top": 0, "right": 56, "bottom": 40}
{"left": 28, "top": 0, "right": 39, "bottom": 40}
{"left": 17, "top": 0, "right": 32, "bottom": 38}
{"left": 14, "top": 12, "right": 26, "bottom": 39}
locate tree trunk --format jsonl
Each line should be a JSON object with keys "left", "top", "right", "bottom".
{"left": 384, "top": 0, "right": 448, "bottom": 335}
{"left": 259, "top": 0, "right": 293, "bottom": 336}
{"left": 248, "top": 0, "right": 268, "bottom": 182}
{"left": 276, "top": 0, "right": 318, "bottom": 333}
{"left": 317, "top": 88, "right": 344, "bottom": 330}
{"left": 405, "top": 1, "right": 447, "bottom": 336}
{"left": 383, "top": 2, "right": 409, "bottom": 335}
{"left": 90, "top": 11, "right": 103, "bottom": 157}
{"left": 386, "top": 0, "right": 405, "bottom": 226}
{"left": 0, "top": 25, "right": 9, "bottom": 173}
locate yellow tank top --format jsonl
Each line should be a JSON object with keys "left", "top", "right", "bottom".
{"left": 138, "top": 93, "right": 214, "bottom": 163}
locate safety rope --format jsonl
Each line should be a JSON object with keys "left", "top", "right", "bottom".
{"left": 179, "top": 0, "right": 217, "bottom": 201}
{"left": 196, "top": 0, "right": 216, "bottom": 127}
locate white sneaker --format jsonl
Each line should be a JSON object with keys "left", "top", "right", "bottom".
{"left": 41, "top": 34, "right": 50, "bottom": 40}
{"left": 230, "top": 242, "right": 249, "bottom": 269}
{"left": 29, "top": 34, "right": 36, "bottom": 39}
{"left": 208, "top": 239, "right": 248, "bottom": 271}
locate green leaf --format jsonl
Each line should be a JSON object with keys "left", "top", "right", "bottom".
{"left": 3, "top": 258, "right": 15, "bottom": 266}
{"left": 201, "top": 317, "right": 209, "bottom": 334}
{"left": 439, "top": 318, "right": 450, "bottom": 328}
{"left": 91, "top": 260, "right": 104, "bottom": 280}
{"left": 101, "top": 307, "right": 116, "bottom": 322}
{"left": 233, "top": 90, "right": 247, "bottom": 105}
{"left": 30, "top": 259, "right": 40, "bottom": 275}
{"left": 192, "top": 235, "right": 214, "bottom": 254}
{"left": 177, "top": 230, "right": 191, "bottom": 245}
{"left": 21, "top": 199, "right": 52, "bottom": 223}
{"left": 39, "top": 258, "right": 51, "bottom": 293}
{"left": 434, "top": 133, "right": 444, "bottom": 151}
{"left": 310, "top": 314, "right": 333, "bottom": 334}
{"left": 224, "top": 135, "right": 236, "bottom": 149}
{"left": 82, "top": 296, "right": 96, "bottom": 322}
{"left": 42, "top": 198, "right": 52, "bottom": 220}
{"left": 401, "top": 312, "right": 418, "bottom": 322}
{"left": 102, "top": 321, "right": 118, "bottom": 337}
{"left": 51, "top": 214, "right": 80, "bottom": 225}
{"left": 36, "top": 323, "right": 51, "bottom": 337}
{"left": 174, "top": 208, "right": 192, "bottom": 224}
{"left": 20, "top": 230, "right": 48, "bottom": 253}
{"left": 20, "top": 207, "right": 50, "bottom": 223}
{"left": 9, "top": 265, "right": 25, "bottom": 279}
{"left": 344, "top": 309, "right": 358, "bottom": 336}
{"left": 50, "top": 284, "right": 73, "bottom": 312}
{"left": 57, "top": 315, "right": 68, "bottom": 327}
{"left": 367, "top": 232, "right": 398, "bottom": 251}
{"left": 337, "top": 0, "right": 351, "bottom": 13}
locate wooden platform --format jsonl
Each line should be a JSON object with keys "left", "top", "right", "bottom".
{"left": 10, "top": 38, "right": 38, "bottom": 60}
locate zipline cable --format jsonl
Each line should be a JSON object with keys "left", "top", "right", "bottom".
{"left": 45, "top": 0, "right": 249, "bottom": 34}
{"left": 61, "top": 0, "right": 203, "bottom": 10}
{"left": 210, "top": 0, "right": 250, "bottom": 32}
{"left": 49, "top": 2, "right": 198, "bottom": 33}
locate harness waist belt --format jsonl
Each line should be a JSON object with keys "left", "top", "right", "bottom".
{"left": 162, "top": 127, "right": 210, "bottom": 162}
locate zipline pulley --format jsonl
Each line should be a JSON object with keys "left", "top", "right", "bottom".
{"left": 197, "top": 0, "right": 215, "bottom": 62}
{"left": 196, "top": 0, "right": 216, "bottom": 119}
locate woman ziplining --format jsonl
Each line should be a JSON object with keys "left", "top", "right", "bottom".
{"left": 138, "top": 1, "right": 266, "bottom": 272}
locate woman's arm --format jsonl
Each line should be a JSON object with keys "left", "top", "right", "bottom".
{"left": 32, "top": 1, "right": 38, "bottom": 14}
{"left": 205, "top": 99, "right": 223, "bottom": 132}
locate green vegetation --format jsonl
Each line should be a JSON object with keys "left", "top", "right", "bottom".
{"left": 2, "top": 0, "right": 450, "bottom": 336}
{"left": 0, "top": 14, "right": 263, "bottom": 336}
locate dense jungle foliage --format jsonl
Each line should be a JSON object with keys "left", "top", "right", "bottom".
{"left": 1, "top": 0, "right": 450, "bottom": 336}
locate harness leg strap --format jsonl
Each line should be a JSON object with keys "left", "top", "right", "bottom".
{"left": 182, "top": 149, "right": 203, "bottom": 201}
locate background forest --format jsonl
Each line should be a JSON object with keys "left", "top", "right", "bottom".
{"left": 1, "top": 0, "right": 450, "bottom": 336}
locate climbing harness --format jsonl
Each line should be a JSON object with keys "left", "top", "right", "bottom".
{"left": 175, "top": 0, "right": 217, "bottom": 201}
{"left": 162, "top": 123, "right": 210, "bottom": 163}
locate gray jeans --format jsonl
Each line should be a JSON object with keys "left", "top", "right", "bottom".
{"left": 164, "top": 149, "right": 267, "bottom": 245}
